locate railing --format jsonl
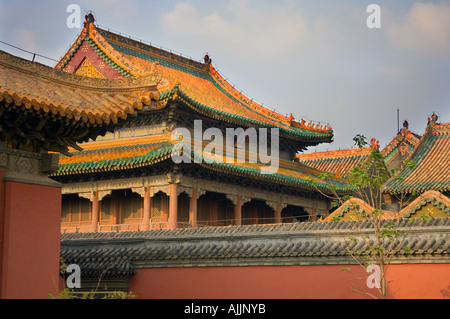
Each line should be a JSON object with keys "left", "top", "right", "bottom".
{"left": 61, "top": 215, "right": 317, "bottom": 234}
{"left": 61, "top": 225, "right": 95, "bottom": 234}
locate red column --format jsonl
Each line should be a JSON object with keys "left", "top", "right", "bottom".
{"left": 0, "top": 170, "right": 6, "bottom": 297}
{"left": 91, "top": 191, "right": 99, "bottom": 232}
{"left": 168, "top": 184, "right": 178, "bottom": 229}
{"left": 189, "top": 188, "right": 197, "bottom": 228}
{"left": 275, "top": 202, "right": 282, "bottom": 224}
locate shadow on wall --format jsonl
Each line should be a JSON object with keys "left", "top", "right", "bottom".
{"left": 441, "top": 285, "right": 450, "bottom": 299}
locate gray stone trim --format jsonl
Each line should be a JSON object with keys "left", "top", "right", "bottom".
{"left": 3, "top": 171, "right": 62, "bottom": 188}
{"left": 60, "top": 218, "right": 450, "bottom": 276}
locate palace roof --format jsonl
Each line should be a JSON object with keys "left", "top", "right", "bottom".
{"left": 55, "top": 15, "right": 333, "bottom": 145}
{"left": 0, "top": 50, "right": 164, "bottom": 154}
{"left": 384, "top": 116, "right": 450, "bottom": 194}
{"left": 296, "top": 147, "right": 372, "bottom": 179}
{"left": 52, "top": 133, "right": 350, "bottom": 194}
{"left": 297, "top": 123, "right": 422, "bottom": 179}
{"left": 381, "top": 122, "right": 421, "bottom": 166}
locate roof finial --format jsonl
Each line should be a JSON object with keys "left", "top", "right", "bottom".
{"left": 403, "top": 120, "right": 409, "bottom": 130}
{"left": 204, "top": 53, "right": 212, "bottom": 65}
{"left": 288, "top": 113, "right": 294, "bottom": 122}
{"left": 431, "top": 113, "right": 439, "bottom": 123}
{"left": 370, "top": 138, "right": 380, "bottom": 150}
{"left": 84, "top": 12, "right": 95, "bottom": 29}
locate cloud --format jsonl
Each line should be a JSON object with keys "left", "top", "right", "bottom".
{"left": 160, "top": 1, "right": 309, "bottom": 62}
{"left": 387, "top": 2, "right": 450, "bottom": 54}
{"left": 12, "top": 28, "right": 39, "bottom": 52}
{"left": 376, "top": 65, "right": 409, "bottom": 79}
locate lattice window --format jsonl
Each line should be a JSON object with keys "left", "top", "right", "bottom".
{"left": 80, "top": 199, "right": 91, "bottom": 222}
{"left": 100, "top": 197, "right": 112, "bottom": 222}
{"left": 122, "top": 192, "right": 143, "bottom": 223}
{"left": 177, "top": 193, "right": 190, "bottom": 222}
{"left": 61, "top": 195, "right": 91, "bottom": 225}
{"left": 198, "top": 197, "right": 210, "bottom": 223}
{"left": 152, "top": 194, "right": 162, "bottom": 218}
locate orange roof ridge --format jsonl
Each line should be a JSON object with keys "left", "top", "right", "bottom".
{"left": 318, "top": 197, "right": 400, "bottom": 222}
{"left": 381, "top": 126, "right": 421, "bottom": 157}
{"left": 209, "top": 64, "right": 332, "bottom": 133}
{"left": 296, "top": 146, "right": 371, "bottom": 160}
{"left": 54, "top": 14, "right": 334, "bottom": 144}
{"left": 56, "top": 17, "right": 157, "bottom": 78}
{"left": 72, "top": 133, "right": 173, "bottom": 151}
{"left": 0, "top": 49, "right": 166, "bottom": 127}
{"left": 93, "top": 26, "right": 209, "bottom": 77}
{"left": 383, "top": 115, "right": 450, "bottom": 194}
{"left": 429, "top": 121, "right": 450, "bottom": 135}
{"left": 400, "top": 190, "right": 450, "bottom": 216}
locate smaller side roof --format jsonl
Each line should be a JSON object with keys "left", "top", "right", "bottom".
{"left": 52, "top": 134, "right": 351, "bottom": 194}
{"left": 0, "top": 50, "right": 168, "bottom": 154}
{"left": 297, "top": 121, "right": 423, "bottom": 180}
{"left": 0, "top": 50, "right": 167, "bottom": 126}
{"left": 296, "top": 146, "right": 372, "bottom": 179}
{"left": 382, "top": 120, "right": 421, "bottom": 167}
{"left": 401, "top": 190, "right": 450, "bottom": 219}
{"left": 384, "top": 115, "right": 450, "bottom": 195}
{"left": 319, "top": 190, "right": 450, "bottom": 221}
{"left": 318, "top": 198, "right": 399, "bottom": 222}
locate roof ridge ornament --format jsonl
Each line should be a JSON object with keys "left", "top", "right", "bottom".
{"left": 403, "top": 120, "right": 409, "bottom": 130}
{"left": 204, "top": 53, "right": 212, "bottom": 65}
{"left": 83, "top": 12, "right": 96, "bottom": 34}
{"left": 84, "top": 12, "right": 95, "bottom": 25}
{"left": 370, "top": 138, "right": 380, "bottom": 150}
{"left": 428, "top": 113, "right": 439, "bottom": 125}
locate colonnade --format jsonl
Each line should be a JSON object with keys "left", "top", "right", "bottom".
{"left": 61, "top": 174, "right": 329, "bottom": 232}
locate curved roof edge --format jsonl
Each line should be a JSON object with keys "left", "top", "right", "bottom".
{"left": 54, "top": 15, "right": 334, "bottom": 144}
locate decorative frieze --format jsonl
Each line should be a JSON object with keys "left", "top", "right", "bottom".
{"left": 98, "top": 190, "right": 112, "bottom": 201}
{"left": 241, "top": 196, "right": 252, "bottom": 205}
{"left": 265, "top": 201, "right": 278, "bottom": 212}
{"left": 226, "top": 194, "right": 238, "bottom": 206}
{"left": 150, "top": 185, "right": 170, "bottom": 197}
{"left": 131, "top": 187, "right": 146, "bottom": 198}
{"left": 178, "top": 186, "right": 192, "bottom": 197}
{"left": 78, "top": 192, "right": 95, "bottom": 201}
{"left": 0, "top": 146, "right": 42, "bottom": 175}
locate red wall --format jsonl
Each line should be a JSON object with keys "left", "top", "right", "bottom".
{"left": 387, "top": 263, "right": 450, "bottom": 299}
{"left": 129, "top": 263, "right": 450, "bottom": 299}
{"left": 0, "top": 181, "right": 61, "bottom": 299}
{"left": 0, "top": 170, "right": 5, "bottom": 292}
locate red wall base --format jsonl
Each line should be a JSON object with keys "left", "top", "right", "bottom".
{"left": 129, "top": 263, "right": 450, "bottom": 299}
{"left": 0, "top": 180, "right": 61, "bottom": 299}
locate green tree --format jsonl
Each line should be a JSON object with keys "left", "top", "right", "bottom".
{"left": 307, "top": 135, "right": 420, "bottom": 299}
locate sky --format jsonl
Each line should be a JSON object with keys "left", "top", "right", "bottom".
{"left": 1, "top": 0, "right": 449, "bottom": 152}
